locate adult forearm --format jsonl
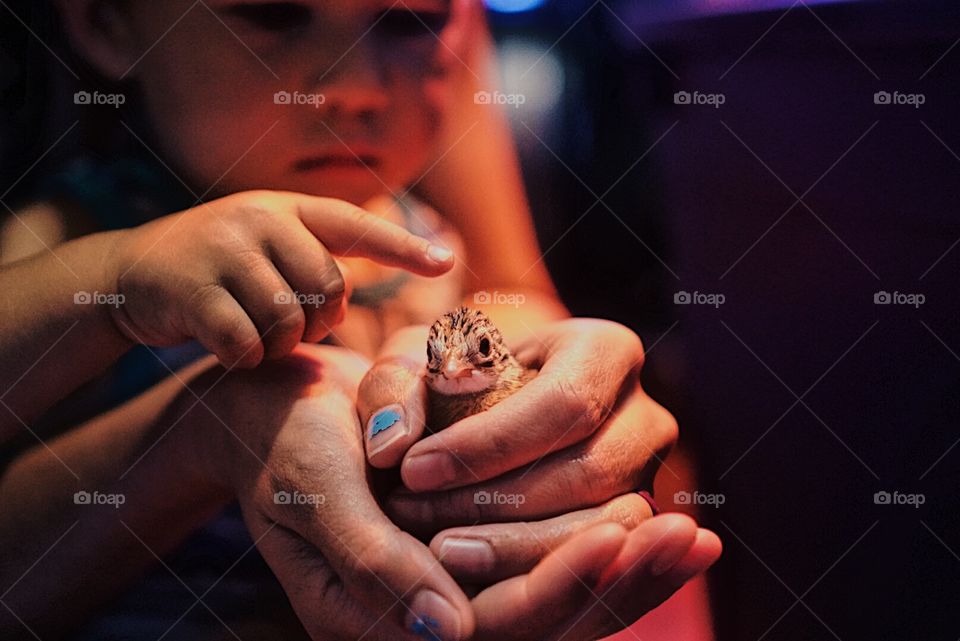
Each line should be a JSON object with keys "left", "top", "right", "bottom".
{"left": 414, "top": 4, "right": 557, "bottom": 297}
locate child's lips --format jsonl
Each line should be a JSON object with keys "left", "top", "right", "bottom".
{"left": 294, "top": 152, "right": 380, "bottom": 172}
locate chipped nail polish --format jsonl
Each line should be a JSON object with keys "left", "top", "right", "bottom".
{"left": 410, "top": 614, "right": 442, "bottom": 640}
{"left": 406, "top": 589, "right": 460, "bottom": 641}
{"left": 367, "top": 404, "right": 409, "bottom": 458}
{"left": 369, "top": 405, "right": 404, "bottom": 438}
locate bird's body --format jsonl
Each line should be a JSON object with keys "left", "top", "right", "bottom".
{"left": 424, "top": 307, "right": 536, "bottom": 432}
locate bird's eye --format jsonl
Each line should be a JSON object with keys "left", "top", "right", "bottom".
{"left": 427, "top": 343, "right": 434, "bottom": 362}
{"left": 478, "top": 337, "right": 491, "bottom": 356}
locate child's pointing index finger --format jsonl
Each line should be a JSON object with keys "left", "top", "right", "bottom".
{"left": 291, "top": 194, "right": 455, "bottom": 277}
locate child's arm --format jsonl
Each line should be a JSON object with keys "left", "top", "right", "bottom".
{"left": 0, "top": 191, "right": 454, "bottom": 441}
{"left": 0, "top": 355, "right": 230, "bottom": 638}
{"left": 0, "top": 230, "right": 134, "bottom": 441}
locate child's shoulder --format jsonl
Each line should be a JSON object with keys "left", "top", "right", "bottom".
{"left": 2, "top": 153, "right": 194, "bottom": 264}
{"left": 0, "top": 201, "right": 72, "bottom": 264}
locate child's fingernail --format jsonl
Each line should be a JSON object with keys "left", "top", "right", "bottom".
{"left": 438, "top": 537, "right": 495, "bottom": 575}
{"left": 406, "top": 589, "right": 461, "bottom": 641}
{"left": 403, "top": 451, "right": 457, "bottom": 491}
{"left": 426, "top": 244, "right": 453, "bottom": 264}
{"left": 367, "top": 405, "right": 408, "bottom": 457}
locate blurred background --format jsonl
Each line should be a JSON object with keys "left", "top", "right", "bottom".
{"left": 487, "top": 1, "right": 960, "bottom": 639}
{"left": 3, "top": 0, "right": 960, "bottom": 639}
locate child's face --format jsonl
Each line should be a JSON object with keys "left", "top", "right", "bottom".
{"left": 116, "top": 0, "right": 456, "bottom": 204}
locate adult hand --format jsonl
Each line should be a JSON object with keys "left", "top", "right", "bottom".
{"left": 470, "top": 515, "right": 722, "bottom": 641}
{"left": 183, "top": 344, "right": 474, "bottom": 641}
{"left": 356, "top": 319, "right": 686, "bottom": 578}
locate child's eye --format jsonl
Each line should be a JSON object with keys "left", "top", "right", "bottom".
{"left": 224, "top": 2, "right": 311, "bottom": 31}
{"left": 375, "top": 9, "right": 449, "bottom": 38}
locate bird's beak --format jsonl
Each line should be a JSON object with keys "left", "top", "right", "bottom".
{"left": 442, "top": 356, "right": 474, "bottom": 379}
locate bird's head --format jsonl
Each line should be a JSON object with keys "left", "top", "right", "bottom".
{"left": 425, "top": 307, "right": 514, "bottom": 396}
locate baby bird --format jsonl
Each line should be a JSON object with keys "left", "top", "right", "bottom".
{"left": 424, "top": 306, "right": 536, "bottom": 432}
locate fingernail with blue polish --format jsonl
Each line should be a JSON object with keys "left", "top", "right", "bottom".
{"left": 410, "top": 615, "right": 442, "bottom": 641}
{"left": 406, "top": 589, "right": 460, "bottom": 641}
{"left": 367, "top": 404, "right": 408, "bottom": 458}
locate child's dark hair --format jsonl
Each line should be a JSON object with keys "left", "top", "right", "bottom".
{"left": 0, "top": 0, "right": 134, "bottom": 207}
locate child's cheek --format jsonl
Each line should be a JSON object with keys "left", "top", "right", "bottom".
{"left": 384, "top": 51, "right": 450, "bottom": 135}
{"left": 386, "top": 96, "right": 444, "bottom": 187}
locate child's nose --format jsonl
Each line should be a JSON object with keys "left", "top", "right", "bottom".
{"left": 312, "top": 41, "right": 390, "bottom": 116}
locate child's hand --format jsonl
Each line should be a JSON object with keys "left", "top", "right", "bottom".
{"left": 108, "top": 191, "right": 454, "bottom": 368}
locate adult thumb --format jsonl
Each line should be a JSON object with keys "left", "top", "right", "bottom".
{"left": 357, "top": 326, "right": 430, "bottom": 468}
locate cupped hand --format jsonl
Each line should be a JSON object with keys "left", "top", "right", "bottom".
{"left": 107, "top": 190, "right": 454, "bottom": 369}
{"left": 396, "top": 318, "right": 672, "bottom": 495}
{"left": 470, "top": 515, "right": 722, "bottom": 641}
{"left": 356, "top": 319, "right": 676, "bottom": 542}
{"left": 353, "top": 316, "right": 715, "bottom": 641}
{"left": 182, "top": 344, "right": 473, "bottom": 641}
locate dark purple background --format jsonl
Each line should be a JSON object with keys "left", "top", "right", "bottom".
{"left": 501, "top": 1, "right": 960, "bottom": 639}
{"left": 2, "top": 1, "right": 958, "bottom": 639}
